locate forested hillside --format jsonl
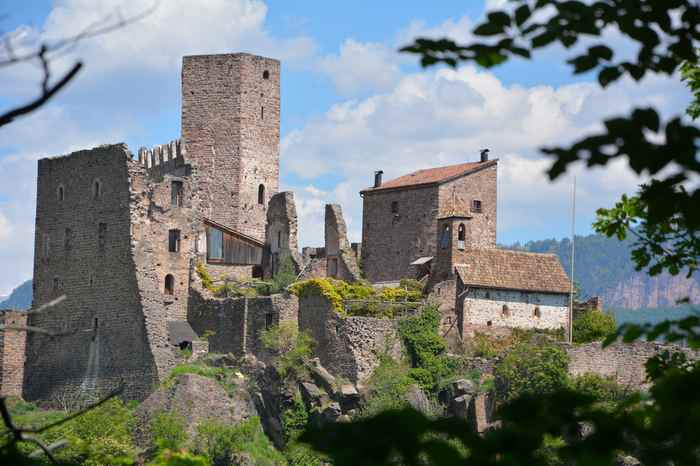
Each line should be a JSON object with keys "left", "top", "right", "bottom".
{"left": 508, "top": 234, "right": 700, "bottom": 309}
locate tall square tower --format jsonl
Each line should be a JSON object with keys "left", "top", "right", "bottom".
{"left": 181, "top": 53, "right": 280, "bottom": 240}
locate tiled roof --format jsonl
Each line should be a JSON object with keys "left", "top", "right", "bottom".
{"left": 455, "top": 248, "right": 571, "bottom": 294}
{"left": 362, "top": 159, "right": 497, "bottom": 193}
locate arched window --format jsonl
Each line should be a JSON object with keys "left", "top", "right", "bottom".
{"left": 258, "top": 184, "right": 265, "bottom": 205}
{"left": 164, "top": 274, "right": 175, "bottom": 295}
{"left": 391, "top": 201, "right": 399, "bottom": 214}
{"left": 533, "top": 306, "right": 541, "bottom": 318}
{"left": 93, "top": 179, "right": 102, "bottom": 199}
{"left": 440, "top": 224, "right": 450, "bottom": 249}
{"left": 57, "top": 185, "right": 64, "bottom": 201}
{"left": 457, "top": 223, "right": 466, "bottom": 250}
{"left": 263, "top": 70, "right": 270, "bottom": 79}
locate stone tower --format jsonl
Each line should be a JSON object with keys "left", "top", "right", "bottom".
{"left": 181, "top": 53, "right": 280, "bottom": 241}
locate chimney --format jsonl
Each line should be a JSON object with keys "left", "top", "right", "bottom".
{"left": 480, "top": 148, "right": 490, "bottom": 162}
{"left": 374, "top": 170, "right": 384, "bottom": 188}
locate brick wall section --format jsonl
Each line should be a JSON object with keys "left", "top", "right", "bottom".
{"left": 0, "top": 312, "right": 27, "bottom": 397}
{"left": 298, "top": 295, "right": 403, "bottom": 384}
{"left": 181, "top": 53, "right": 279, "bottom": 240}
{"left": 563, "top": 341, "right": 700, "bottom": 390}
{"left": 27, "top": 145, "right": 159, "bottom": 404}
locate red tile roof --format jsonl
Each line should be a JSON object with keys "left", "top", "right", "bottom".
{"left": 362, "top": 159, "right": 497, "bottom": 193}
{"left": 455, "top": 248, "right": 571, "bottom": 294}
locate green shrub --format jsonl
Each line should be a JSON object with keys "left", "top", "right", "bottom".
{"left": 260, "top": 321, "right": 315, "bottom": 379}
{"left": 569, "top": 373, "right": 625, "bottom": 403}
{"left": 573, "top": 310, "right": 617, "bottom": 343}
{"left": 146, "top": 449, "right": 209, "bottom": 466}
{"left": 495, "top": 342, "right": 570, "bottom": 401}
{"left": 193, "top": 417, "right": 285, "bottom": 466}
{"left": 150, "top": 410, "right": 188, "bottom": 451}
{"left": 361, "top": 355, "right": 414, "bottom": 417}
{"left": 399, "top": 278, "right": 425, "bottom": 294}
{"left": 282, "top": 393, "right": 309, "bottom": 442}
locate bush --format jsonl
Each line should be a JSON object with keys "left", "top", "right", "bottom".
{"left": 569, "top": 373, "right": 625, "bottom": 403}
{"left": 399, "top": 278, "right": 425, "bottom": 294}
{"left": 260, "top": 321, "right": 315, "bottom": 379}
{"left": 150, "top": 410, "right": 188, "bottom": 451}
{"left": 495, "top": 342, "right": 569, "bottom": 401}
{"left": 361, "top": 356, "right": 414, "bottom": 417}
{"left": 573, "top": 310, "right": 616, "bottom": 343}
{"left": 193, "top": 417, "right": 285, "bottom": 466}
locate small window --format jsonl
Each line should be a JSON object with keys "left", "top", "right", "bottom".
{"left": 263, "top": 70, "right": 270, "bottom": 79}
{"left": 98, "top": 223, "right": 107, "bottom": 251}
{"left": 277, "top": 230, "right": 282, "bottom": 249}
{"left": 265, "top": 313, "right": 274, "bottom": 329}
{"left": 502, "top": 304, "right": 510, "bottom": 318}
{"left": 171, "top": 181, "right": 184, "bottom": 207}
{"left": 440, "top": 225, "right": 450, "bottom": 249}
{"left": 533, "top": 306, "right": 541, "bottom": 318}
{"left": 206, "top": 227, "right": 223, "bottom": 261}
{"left": 487, "top": 320, "right": 493, "bottom": 327}
{"left": 57, "top": 185, "right": 64, "bottom": 201}
{"left": 164, "top": 274, "right": 175, "bottom": 295}
{"left": 92, "top": 179, "right": 102, "bottom": 199}
{"left": 64, "top": 228, "right": 72, "bottom": 250}
{"left": 258, "top": 184, "right": 265, "bottom": 205}
{"left": 457, "top": 223, "right": 466, "bottom": 250}
{"left": 471, "top": 199, "right": 482, "bottom": 213}
{"left": 169, "top": 229, "right": 181, "bottom": 253}
{"left": 391, "top": 201, "right": 399, "bottom": 214}
{"left": 52, "top": 277, "right": 60, "bottom": 292}
{"left": 261, "top": 106, "right": 264, "bottom": 120}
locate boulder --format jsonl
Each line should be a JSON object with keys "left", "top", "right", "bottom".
{"left": 451, "top": 379, "right": 476, "bottom": 397}
{"left": 406, "top": 385, "right": 435, "bottom": 416}
{"left": 299, "top": 382, "right": 327, "bottom": 408}
{"left": 339, "top": 383, "right": 360, "bottom": 411}
{"left": 309, "top": 358, "right": 338, "bottom": 395}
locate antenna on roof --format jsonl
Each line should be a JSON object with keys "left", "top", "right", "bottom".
{"left": 480, "top": 148, "right": 490, "bottom": 162}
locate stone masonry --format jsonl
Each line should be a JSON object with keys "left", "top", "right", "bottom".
{"left": 0, "top": 311, "right": 27, "bottom": 397}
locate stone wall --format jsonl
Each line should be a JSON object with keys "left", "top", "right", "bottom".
{"left": 27, "top": 145, "right": 159, "bottom": 404}
{"left": 263, "top": 191, "right": 302, "bottom": 278}
{"left": 459, "top": 287, "right": 569, "bottom": 336}
{"left": 324, "top": 204, "right": 361, "bottom": 282}
{"left": 564, "top": 341, "right": 700, "bottom": 390}
{"left": 298, "top": 295, "right": 403, "bottom": 384}
{"left": 0, "top": 311, "right": 27, "bottom": 397}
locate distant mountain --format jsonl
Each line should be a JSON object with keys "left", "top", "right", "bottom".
{"left": 508, "top": 234, "right": 700, "bottom": 309}
{"left": 0, "top": 280, "right": 32, "bottom": 310}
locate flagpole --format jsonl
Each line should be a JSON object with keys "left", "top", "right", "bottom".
{"left": 568, "top": 176, "right": 576, "bottom": 344}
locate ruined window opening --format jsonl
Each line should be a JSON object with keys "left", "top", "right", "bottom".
{"left": 277, "top": 230, "right": 281, "bottom": 249}
{"left": 98, "top": 223, "right": 107, "bottom": 251}
{"left": 457, "top": 223, "right": 466, "bottom": 250}
{"left": 164, "top": 274, "right": 175, "bottom": 295}
{"left": 440, "top": 224, "right": 450, "bottom": 249}
{"left": 471, "top": 199, "right": 482, "bottom": 213}
{"left": 533, "top": 306, "right": 541, "bottom": 318}
{"left": 258, "top": 184, "right": 265, "bottom": 205}
{"left": 178, "top": 341, "right": 192, "bottom": 351}
{"left": 206, "top": 227, "right": 223, "bottom": 261}
{"left": 57, "top": 185, "right": 64, "bottom": 201}
{"left": 263, "top": 70, "right": 270, "bottom": 79}
{"left": 502, "top": 304, "right": 510, "bottom": 318}
{"left": 265, "top": 313, "right": 274, "bottom": 329}
{"left": 391, "top": 201, "right": 399, "bottom": 214}
{"left": 64, "top": 228, "right": 72, "bottom": 250}
{"left": 169, "top": 229, "right": 181, "bottom": 253}
{"left": 92, "top": 179, "right": 101, "bottom": 199}
{"left": 171, "top": 180, "right": 184, "bottom": 207}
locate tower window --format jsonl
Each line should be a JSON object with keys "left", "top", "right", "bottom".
{"left": 391, "top": 201, "right": 399, "bottom": 214}
{"left": 98, "top": 223, "right": 107, "bottom": 251}
{"left": 261, "top": 106, "right": 264, "bottom": 120}
{"left": 440, "top": 225, "right": 450, "bottom": 249}
{"left": 171, "top": 181, "right": 184, "bottom": 207}
{"left": 57, "top": 185, "right": 64, "bottom": 201}
{"left": 93, "top": 179, "right": 102, "bottom": 199}
{"left": 164, "top": 274, "right": 175, "bottom": 295}
{"left": 457, "top": 224, "right": 466, "bottom": 250}
{"left": 169, "top": 229, "right": 181, "bottom": 253}
{"left": 258, "top": 184, "right": 265, "bottom": 205}
{"left": 263, "top": 70, "right": 270, "bottom": 79}
{"left": 277, "top": 230, "right": 282, "bottom": 249}
{"left": 471, "top": 199, "right": 482, "bottom": 213}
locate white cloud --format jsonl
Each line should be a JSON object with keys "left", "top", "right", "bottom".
{"left": 283, "top": 65, "right": 691, "bottom": 247}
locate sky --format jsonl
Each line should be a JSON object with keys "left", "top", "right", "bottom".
{"left": 0, "top": 0, "right": 692, "bottom": 295}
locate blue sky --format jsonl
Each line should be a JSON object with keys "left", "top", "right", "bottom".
{"left": 0, "top": 0, "right": 692, "bottom": 295}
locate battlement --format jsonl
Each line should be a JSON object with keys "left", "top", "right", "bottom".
{"left": 137, "top": 139, "right": 187, "bottom": 177}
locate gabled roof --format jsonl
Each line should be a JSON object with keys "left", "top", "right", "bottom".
{"left": 455, "top": 248, "right": 571, "bottom": 294}
{"left": 361, "top": 159, "right": 497, "bottom": 193}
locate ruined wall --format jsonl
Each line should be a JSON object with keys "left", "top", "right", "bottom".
{"left": 27, "top": 145, "right": 158, "bottom": 403}
{"left": 181, "top": 53, "right": 280, "bottom": 241}
{"left": 459, "top": 288, "right": 569, "bottom": 336}
{"left": 361, "top": 186, "right": 439, "bottom": 283}
{"left": 564, "top": 341, "right": 700, "bottom": 390}
{"left": 325, "top": 204, "right": 361, "bottom": 282}
{"left": 298, "top": 295, "right": 402, "bottom": 384}
{"left": 245, "top": 293, "right": 299, "bottom": 360}
{"left": 0, "top": 312, "right": 27, "bottom": 397}
{"left": 264, "top": 191, "right": 302, "bottom": 278}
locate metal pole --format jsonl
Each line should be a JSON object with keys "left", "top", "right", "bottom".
{"left": 568, "top": 176, "right": 576, "bottom": 344}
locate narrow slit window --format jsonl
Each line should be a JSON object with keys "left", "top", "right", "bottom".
{"left": 261, "top": 106, "right": 264, "bottom": 120}
{"left": 457, "top": 223, "right": 466, "bottom": 250}
{"left": 258, "top": 184, "right": 265, "bottom": 205}
{"left": 164, "top": 274, "right": 175, "bottom": 295}
{"left": 98, "top": 223, "right": 107, "bottom": 251}
{"left": 57, "top": 185, "right": 64, "bottom": 201}
{"left": 277, "top": 230, "right": 282, "bottom": 249}
{"left": 64, "top": 228, "right": 73, "bottom": 250}
{"left": 93, "top": 179, "right": 102, "bottom": 199}
{"left": 533, "top": 306, "right": 541, "bottom": 318}
{"left": 168, "top": 229, "right": 181, "bottom": 253}
{"left": 171, "top": 181, "right": 184, "bottom": 207}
